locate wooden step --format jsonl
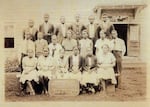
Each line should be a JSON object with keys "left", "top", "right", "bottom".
{"left": 122, "top": 56, "right": 146, "bottom": 70}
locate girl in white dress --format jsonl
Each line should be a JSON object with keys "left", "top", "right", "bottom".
{"left": 19, "top": 49, "right": 39, "bottom": 95}
{"left": 56, "top": 49, "right": 69, "bottom": 79}
{"left": 97, "top": 44, "right": 117, "bottom": 92}
{"left": 37, "top": 47, "right": 55, "bottom": 95}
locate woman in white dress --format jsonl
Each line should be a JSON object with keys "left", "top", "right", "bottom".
{"left": 37, "top": 47, "right": 55, "bottom": 95}
{"left": 97, "top": 44, "right": 117, "bottom": 92}
{"left": 19, "top": 49, "right": 39, "bottom": 95}
{"left": 56, "top": 49, "right": 69, "bottom": 79}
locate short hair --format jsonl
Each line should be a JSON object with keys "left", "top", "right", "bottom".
{"left": 27, "top": 49, "right": 34, "bottom": 53}
{"left": 44, "top": 13, "right": 49, "bottom": 18}
{"left": 111, "top": 29, "right": 117, "bottom": 33}
{"left": 28, "top": 19, "right": 34, "bottom": 23}
{"left": 88, "top": 15, "right": 95, "bottom": 20}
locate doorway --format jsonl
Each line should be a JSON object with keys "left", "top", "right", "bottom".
{"left": 114, "top": 24, "right": 128, "bottom": 56}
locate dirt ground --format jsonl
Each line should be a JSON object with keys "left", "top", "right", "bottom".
{"left": 5, "top": 68, "right": 146, "bottom": 102}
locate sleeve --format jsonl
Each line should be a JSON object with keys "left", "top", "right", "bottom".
{"left": 37, "top": 57, "right": 41, "bottom": 70}
{"left": 22, "top": 29, "right": 25, "bottom": 40}
{"left": 34, "top": 58, "right": 38, "bottom": 69}
{"left": 61, "top": 40, "right": 65, "bottom": 48}
{"left": 95, "top": 40, "right": 98, "bottom": 48}
{"left": 39, "top": 24, "right": 42, "bottom": 32}
{"left": 111, "top": 53, "right": 116, "bottom": 63}
{"left": 48, "top": 44, "right": 52, "bottom": 56}
{"left": 22, "top": 57, "right": 26, "bottom": 70}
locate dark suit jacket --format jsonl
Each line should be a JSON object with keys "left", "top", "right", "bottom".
{"left": 69, "top": 22, "right": 86, "bottom": 39}
{"left": 83, "top": 55, "right": 97, "bottom": 70}
{"left": 86, "top": 23, "right": 99, "bottom": 39}
{"left": 39, "top": 23, "right": 54, "bottom": 35}
{"left": 55, "top": 24, "right": 69, "bottom": 43}
{"left": 23, "top": 27, "right": 38, "bottom": 41}
{"left": 95, "top": 23, "right": 114, "bottom": 39}
{"left": 68, "top": 55, "right": 83, "bottom": 72}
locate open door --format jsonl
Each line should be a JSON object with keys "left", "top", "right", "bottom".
{"left": 127, "top": 24, "right": 140, "bottom": 56}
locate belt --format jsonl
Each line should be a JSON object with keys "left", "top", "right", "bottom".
{"left": 113, "top": 50, "right": 122, "bottom": 52}
{"left": 65, "top": 50, "right": 73, "bottom": 51}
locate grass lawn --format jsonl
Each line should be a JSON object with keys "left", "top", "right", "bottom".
{"left": 5, "top": 68, "right": 146, "bottom": 102}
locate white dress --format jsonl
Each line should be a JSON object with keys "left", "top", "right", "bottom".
{"left": 97, "top": 52, "right": 117, "bottom": 84}
{"left": 19, "top": 56, "right": 39, "bottom": 84}
{"left": 37, "top": 55, "right": 56, "bottom": 79}
{"left": 55, "top": 57, "right": 69, "bottom": 79}
{"left": 81, "top": 71, "right": 99, "bottom": 86}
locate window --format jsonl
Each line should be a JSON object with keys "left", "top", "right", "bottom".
{"left": 4, "top": 37, "right": 14, "bottom": 48}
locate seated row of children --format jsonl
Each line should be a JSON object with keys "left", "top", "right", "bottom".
{"left": 17, "top": 42, "right": 117, "bottom": 96}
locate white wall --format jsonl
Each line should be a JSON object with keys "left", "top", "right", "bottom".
{"left": 0, "top": 0, "right": 148, "bottom": 60}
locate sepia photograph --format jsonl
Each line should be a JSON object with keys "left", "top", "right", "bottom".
{"left": 1, "top": 0, "right": 150, "bottom": 105}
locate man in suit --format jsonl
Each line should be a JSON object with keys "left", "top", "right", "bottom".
{"left": 96, "top": 14, "right": 115, "bottom": 40}
{"left": 111, "top": 30, "right": 126, "bottom": 88}
{"left": 55, "top": 16, "right": 69, "bottom": 44}
{"left": 39, "top": 14, "right": 54, "bottom": 44}
{"left": 86, "top": 15, "right": 99, "bottom": 55}
{"left": 70, "top": 14, "right": 86, "bottom": 40}
{"left": 23, "top": 19, "right": 38, "bottom": 41}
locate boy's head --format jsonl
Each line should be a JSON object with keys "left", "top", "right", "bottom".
{"left": 75, "top": 14, "right": 80, "bottom": 22}
{"left": 88, "top": 15, "right": 95, "bottom": 24}
{"left": 82, "top": 29, "right": 88, "bottom": 39}
{"left": 27, "top": 49, "right": 34, "bottom": 58}
{"left": 102, "top": 44, "right": 110, "bottom": 54}
{"left": 28, "top": 19, "right": 34, "bottom": 28}
{"left": 111, "top": 30, "right": 118, "bottom": 39}
{"left": 25, "top": 30, "right": 31, "bottom": 40}
{"left": 99, "top": 30, "right": 106, "bottom": 39}
{"left": 43, "top": 47, "right": 49, "bottom": 57}
{"left": 60, "top": 16, "right": 65, "bottom": 24}
{"left": 44, "top": 13, "right": 49, "bottom": 23}
{"left": 66, "top": 30, "right": 72, "bottom": 39}
{"left": 52, "top": 35, "right": 57, "bottom": 45}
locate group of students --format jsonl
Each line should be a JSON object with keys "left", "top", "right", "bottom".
{"left": 17, "top": 13, "right": 126, "bottom": 96}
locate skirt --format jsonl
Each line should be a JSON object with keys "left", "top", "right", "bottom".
{"left": 97, "top": 68, "right": 117, "bottom": 84}
{"left": 19, "top": 70, "right": 39, "bottom": 84}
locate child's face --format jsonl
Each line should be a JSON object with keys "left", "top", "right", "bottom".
{"left": 102, "top": 45, "right": 109, "bottom": 54}
{"left": 82, "top": 31, "right": 88, "bottom": 38}
{"left": 52, "top": 36, "right": 57, "bottom": 44}
{"left": 43, "top": 50, "right": 49, "bottom": 57}
{"left": 28, "top": 50, "right": 34, "bottom": 58}
{"left": 67, "top": 31, "right": 72, "bottom": 39}
{"left": 112, "top": 31, "right": 118, "bottom": 39}
{"left": 100, "top": 31, "right": 106, "bottom": 39}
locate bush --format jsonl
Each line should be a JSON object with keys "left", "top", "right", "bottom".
{"left": 5, "top": 57, "right": 20, "bottom": 72}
